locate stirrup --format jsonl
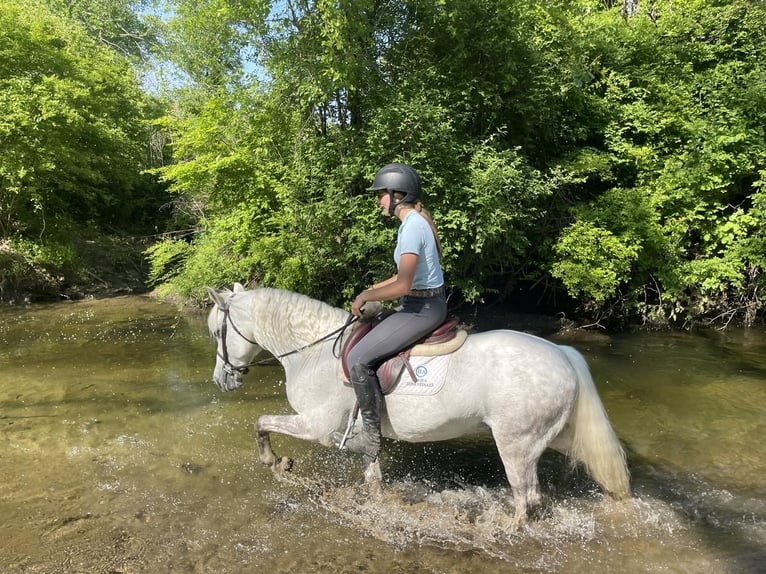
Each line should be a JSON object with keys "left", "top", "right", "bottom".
{"left": 332, "top": 405, "right": 380, "bottom": 461}
{"left": 335, "top": 404, "right": 360, "bottom": 449}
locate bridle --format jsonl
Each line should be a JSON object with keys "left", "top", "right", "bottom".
{"left": 216, "top": 305, "right": 358, "bottom": 377}
{"left": 216, "top": 306, "right": 259, "bottom": 376}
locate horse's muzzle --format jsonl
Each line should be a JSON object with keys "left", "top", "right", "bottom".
{"left": 214, "top": 364, "right": 244, "bottom": 391}
{"left": 216, "top": 375, "right": 243, "bottom": 392}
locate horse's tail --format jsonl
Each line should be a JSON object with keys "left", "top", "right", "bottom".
{"left": 560, "top": 345, "right": 630, "bottom": 499}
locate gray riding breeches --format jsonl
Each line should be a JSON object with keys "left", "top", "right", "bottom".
{"left": 347, "top": 294, "right": 448, "bottom": 372}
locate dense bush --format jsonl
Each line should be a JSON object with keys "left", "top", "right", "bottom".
{"left": 146, "top": 1, "right": 765, "bottom": 327}
{"left": 4, "top": 1, "right": 764, "bottom": 326}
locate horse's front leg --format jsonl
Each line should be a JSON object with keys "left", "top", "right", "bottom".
{"left": 255, "top": 428, "right": 292, "bottom": 472}
{"left": 363, "top": 459, "right": 383, "bottom": 496}
{"left": 255, "top": 414, "right": 316, "bottom": 473}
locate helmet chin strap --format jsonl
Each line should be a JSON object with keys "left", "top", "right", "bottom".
{"left": 388, "top": 190, "right": 399, "bottom": 216}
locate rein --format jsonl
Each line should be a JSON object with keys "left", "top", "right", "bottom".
{"left": 217, "top": 306, "right": 358, "bottom": 375}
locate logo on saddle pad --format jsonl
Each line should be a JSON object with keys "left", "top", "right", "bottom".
{"left": 340, "top": 317, "right": 468, "bottom": 396}
{"left": 386, "top": 354, "right": 452, "bottom": 396}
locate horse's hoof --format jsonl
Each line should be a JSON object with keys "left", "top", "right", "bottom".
{"left": 273, "top": 456, "right": 293, "bottom": 472}
{"left": 505, "top": 513, "right": 527, "bottom": 532}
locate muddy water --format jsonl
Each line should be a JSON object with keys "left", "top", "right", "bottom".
{"left": 0, "top": 296, "right": 764, "bottom": 573}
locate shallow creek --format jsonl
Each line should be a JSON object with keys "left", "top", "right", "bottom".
{"left": 0, "top": 295, "right": 764, "bottom": 573}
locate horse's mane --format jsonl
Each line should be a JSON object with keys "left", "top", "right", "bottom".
{"left": 249, "top": 287, "right": 348, "bottom": 344}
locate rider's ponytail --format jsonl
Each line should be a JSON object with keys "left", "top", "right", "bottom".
{"left": 393, "top": 191, "right": 443, "bottom": 259}
{"left": 414, "top": 202, "right": 442, "bottom": 258}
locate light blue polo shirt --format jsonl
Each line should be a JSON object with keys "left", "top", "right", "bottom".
{"left": 394, "top": 211, "right": 444, "bottom": 290}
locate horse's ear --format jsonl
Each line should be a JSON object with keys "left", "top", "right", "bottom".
{"left": 233, "top": 282, "right": 246, "bottom": 293}
{"left": 207, "top": 286, "right": 228, "bottom": 308}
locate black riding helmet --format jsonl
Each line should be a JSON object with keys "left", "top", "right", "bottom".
{"left": 368, "top": 163, "right": 421, "bottom": 216}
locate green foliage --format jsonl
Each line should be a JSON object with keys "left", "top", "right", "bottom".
{"left": 145, "top": 237, "right": 192, "bottom": 286}
{"left": 147, "top": 0, "right": 766, "bottom": 327}
{"left": 438, "top": 140, "right": 552, "bottom": 301}
{"left": 155, "top": 210, "right": 262, "bottom": 304}
{"left": 7, "top": 236, "right": 78, "bottom": 270}
{"left": 46, "top": 0, "right": 161, "bottom": 61}
{"left": 165, "top": 0, "right": 270, "bottom": 86}
{"left": 544, "top": 0, "right": 766, "bottom": 325}
{"left": 0, "top": 236, "right": 78, "bottom": 300}
{"left": 551, "top": 220, "right": 641, "bottom": 304}
{"left": 0, "top": 0, "right": 162, "bottom": 239}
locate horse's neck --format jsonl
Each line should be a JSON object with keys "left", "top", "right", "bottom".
{"left": 247, "top": 288, "right": 347, "bottom": 358}
{"left": 248, "top": 289, "right": 346, "bottom": 406}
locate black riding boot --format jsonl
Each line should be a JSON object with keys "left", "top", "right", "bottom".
{"left": 334, "top": 364, "right": 382, "bottom": 464}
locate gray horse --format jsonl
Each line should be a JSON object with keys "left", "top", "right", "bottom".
{"left": 207, "top": 283, "right": 630, "bottom": 528}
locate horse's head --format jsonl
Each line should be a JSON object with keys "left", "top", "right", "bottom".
{"left": 207, "top": 283, "right": 263, "bottom": 391}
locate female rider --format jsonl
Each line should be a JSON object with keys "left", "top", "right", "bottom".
{"left": 333, "top": 163, "right": 447, "bottom": 464}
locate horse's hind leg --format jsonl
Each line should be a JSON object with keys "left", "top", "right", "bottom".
{"left": 493, "top": 435, "right": 547, "bottom": 529}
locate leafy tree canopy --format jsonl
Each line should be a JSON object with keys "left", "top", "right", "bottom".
{"left": 3, "top": 0, "right": 762, "bottom": 327}
{"left": 0, "top": 0, "right": 163, "bottom": 240}
{"left": 69, "top": 0, "right": 766, "bottom": 327}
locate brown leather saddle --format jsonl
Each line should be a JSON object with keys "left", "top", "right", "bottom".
{"left": 341, "top": 313, "right": 461, "bottom": 395}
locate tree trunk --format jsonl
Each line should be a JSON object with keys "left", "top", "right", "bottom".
{"left": 622, "top": 0, "right": 639, "bottom": 18}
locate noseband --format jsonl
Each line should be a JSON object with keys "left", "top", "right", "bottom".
{"left": 218, "top": 307, "right": 260, "bottom": 376}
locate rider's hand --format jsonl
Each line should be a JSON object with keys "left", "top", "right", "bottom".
{"left": 351, "top": 292, "right": 367, "bottom": 317}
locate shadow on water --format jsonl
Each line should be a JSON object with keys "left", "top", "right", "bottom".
{"left": 622, "top": 443, "right": 766, "bottom": 574}
{"left": 308, "top": 429, "right": 766, "bottom": 572}
{"left": 380, "top": 436, "right": 617, "bottom": 510}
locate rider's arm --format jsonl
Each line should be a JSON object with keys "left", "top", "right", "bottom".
{"left": 352, "top": 253, "right": 417, "bottom": 316}
{"left": 370, "top": 275, "right": 398, "bottom": 289}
